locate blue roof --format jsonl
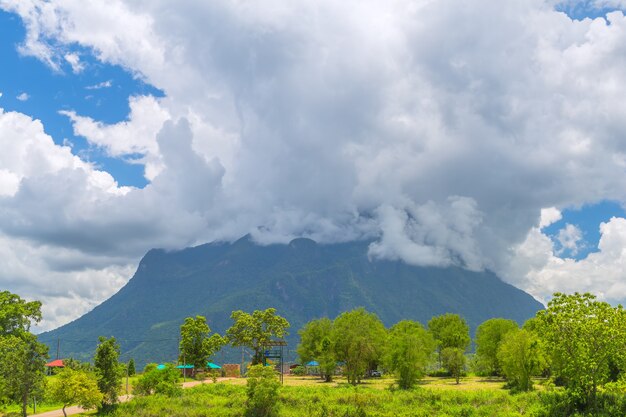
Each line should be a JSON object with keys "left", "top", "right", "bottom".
{"left": 306, "top": 360, "right": 320, "bottom": 366}
{"left": 156, "top": 364, "right": 166, "bottom": 370}
{"left": 176, "top": 364, "right": 194, "bottom": 369}
{"left": 207, "top": 362, "right": 221, "bottom": 369}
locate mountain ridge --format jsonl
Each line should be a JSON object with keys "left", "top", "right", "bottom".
{"left": 39, "top": 237, "right": 543, "bottom": 367}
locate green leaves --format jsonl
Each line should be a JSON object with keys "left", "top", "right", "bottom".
{"left": 428, "top": 313, "right": 471, "bottom": 352}
{"left": 94, "top": 336, "right": 123, "bottom": 407}
{"left": 179, "top": 316, "right": 225, "bottom": 369}
{"left": 49, "top": 368, "right": 102, "bottom": 416}
{"left": 475, "top": 318, "right": 518, "bottom": 376}
{"left": 384, "top": 320, "right": 435, "bottom": 389}
{"left": 297, "top": 318, "right": 336, "bottom": 382}
{"left": 0, "top": 291, "right": 42, "bottom": 337}
{"left": 227, "top": 308, "right": 290, "bottom": 365}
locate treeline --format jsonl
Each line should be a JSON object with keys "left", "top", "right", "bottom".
{"left": 296, "top": 292, "right": 626, "bottom": 414}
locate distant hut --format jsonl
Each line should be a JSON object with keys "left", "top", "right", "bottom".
{"left": 45, "top": 359, "right": 65, "bottom": 375}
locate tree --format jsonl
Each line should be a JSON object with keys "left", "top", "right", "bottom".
{"left": 428, "top": 314, "right": 471, "bottom": 364}
{"left": 0, "top": 291, "right": 42, "bottom": 336}
{"left": 227, "top": 308, "right": 290, "bottom": 365}
{"left": 134, "top": 363, "right": 181, "bottom": 397}
{"left": 93, "top": 336, "right": 123, "bottom": 409}
{"left": 49, "top": 368, "right": 102, "bottom": 417}
{"left": 475, "top": 318, "right": 518, "bottom": 375}
{"left": 179, "top": 316, "right": 225, "bottom": 370}
{"left": 0, "top": 291, "right": 48, "bottom": 417}
{"left": 497, "top": 328, "right": 545, "bottom": 392}
{"left": 331, "top": 308, "right": 387, "bottom": 385}
{"left": 246, "top": 364, "right": 280, "bottom": 417}
{"left": 297, "top": 318, "right": 336, "bottom": 382}
{"left": 441, "top": 347, "right": 465, "bottom": 384}
{"left": 536, "top": 292, "right": 626, "bottom": 410}
{"left": 0, "top": 333, "right": 48, "bottom": 417}
{"left": 127, "top": 359, "right": 136, "bottom": 377}
{"left": 384, "top": 320, "right": 435, "bottom": 389}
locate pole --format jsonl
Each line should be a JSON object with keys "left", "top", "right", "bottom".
{"left": 126, "top": 363, "right": 129, "bottom": 396}
{"left": 56, "top": 338, "right": 60, "bottom": 360}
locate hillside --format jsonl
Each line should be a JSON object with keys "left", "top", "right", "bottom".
{"left": 38, "top": 236, "right": 543, "bottom": 367}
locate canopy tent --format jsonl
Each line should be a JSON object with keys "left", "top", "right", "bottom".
{"left": 45, "top": 359, "right": 65, "bottom": 367}
{"left": 206, "top": 362, "right": 221, "bottom": 369}
{"left": 306, "top": 360, "right": 320, "bottom": 366}
{"left": 156, "top": 364, "right": 167, "bottom": 370}
{"left": 176, "top": 364, "right": 194, "bottom": 369}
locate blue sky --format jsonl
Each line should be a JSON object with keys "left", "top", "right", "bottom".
{"left": 0, "top": 10, "right": 162, "bottom": 188}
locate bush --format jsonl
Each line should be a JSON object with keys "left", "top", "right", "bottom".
{"left": 134, "top": 364, "right": 181, "bottom": 397}
{"left": 291, "top": 366, "right": 306, "bottom": 376}
{"left": 246, "top": 364, "right": 280, "bottom": 417}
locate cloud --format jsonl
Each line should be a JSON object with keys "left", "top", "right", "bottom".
{"left": 556, "top": 223, "right": 585, "bottom": 256}
{"left": 85, "top": 80, "right": 113, "bottom": 90}
{"left": 64, "top": 52, "right": 84, "bottom": 73}
{"left": 2, "top": 0, "right": 626, "bottom": 327}
{"left": 16, "top": 92, "right": 29, "bottom": 101}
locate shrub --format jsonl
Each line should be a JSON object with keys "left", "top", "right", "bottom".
{"left": 134, "top": 363, "right": 181, "bottom": 397}
{"left": 246, "top": 364, "right": 280, "bottom": 417}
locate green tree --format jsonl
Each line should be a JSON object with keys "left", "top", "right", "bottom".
{"left": 179, "top": 316, "right": 225, "bottom": 370}
{"left": 536, "top": 292, "right": 626, "bottom": 410}
{"left": 246, "top": 364, "right": 280, "bottom": 417}
{"left": 127, "top": 359, "right": 136, "bottom": 377}
{"left": 475, "top": 318, "right": 518, "bottom": 375}
{"left": 384, "top": 320, "right": 435, "bottom": 389}
{"left": 134, "top": 363, "right": 181, "bottom": 397}
{"left": 227, "top": 308, "right": 290, "bottom": 365}
{"left": 49, "top": 368, "right": 102, "bottom": 417}
{"left": 297, "top": 318, "right": 336, "bottom": 382}
{"left": 0, "top": 291, "right": 42, "bottom": 336}
{"left": 428, "top": 314, "right": 471, "bottom": 363}
{"left": 441, "top": 347, "right": 466, "bottom": 384}
{"left": 332, "top": 308, "right": 387, "bottom": 385}
{"left": 93, "top": 336, "right": 123, "bottom": 409}
{"left": 0, "top": 333, "right": 48, "bottom": 417}
{"left": 497, "top": 328, "right": 545, "bottom": 392}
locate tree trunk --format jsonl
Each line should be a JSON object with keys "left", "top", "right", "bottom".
{"left": 62, "top": 405, "right": 68, "bottom": 417}
{"left": 21, "top": 394, "right": 27, "bottom": 417}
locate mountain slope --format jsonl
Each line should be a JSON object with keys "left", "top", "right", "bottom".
{"left": 39, "top": 237, "right": 543, "bottom": 366}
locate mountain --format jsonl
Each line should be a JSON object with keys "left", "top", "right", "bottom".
{"left": 39, "top": 236, "right": 543, "bottom": 367}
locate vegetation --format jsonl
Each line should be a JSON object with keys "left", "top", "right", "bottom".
{"left": 127, "top": 359, "right": 136, "bottom": 377}
{"left": 297, "top": 318, "right": 336, "bottom": 382}
{"left": 332, "top": 308, "right": 387, "bottom": 385}
{"left": 134, "top": 363, "right": 181, "bottom": 397}
{"left": 475, "top": 318, "right": 518, "bottom": 375}
{"left": 441, "top": 347, "right": 466, "bottom": 384}
{"left": 94, "top": 336, "right": 123, "bottom": 409}
{"left": 48, "top": 368, "right": 102, "bottom": 417}
{"left": 227, "top": 308, "right": 290, "bottom": 365}
{"left": 536, "top": 292, "right": 626, "bottom": 411}
{"left": 179, "top": 315, "right": 225, "bottom": 369}
{"left": 428, "top": 313, "right": 470, "bottom": 369}
{"left": 246, "top": 365, "right": 281, "bottom": 417}
{"left": 497, "top": 328, "right": 545, "bottom": 392}
{"left": 384, "top": 320, "right": 435, "bottom": 389}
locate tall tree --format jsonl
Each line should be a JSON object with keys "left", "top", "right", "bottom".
{"left": 475, "top": 318, "right": 518, "bottom": 375}
{"left": 127, "top": 359, "right": 136, "bottom": 377}
{"left": 226, "top": 308, "right": 290, "bottom": 365}
{"left": 497, "top": 328, "right": 545, "bottom": 392}
{"left": 93, "top": 336, "right": 123, "bottom": 409}
{"left": 0, "top": 291, "right": 42, "bottom": 336}
{"left": 179, "top": 316, "right": 225, "bottom": 370}
{"left": 297, "top": 318, "right": 336, "bottom": 382}
{"left": 0, "top": 333, "right": 48, "bottom": 417}
{"left": 536, "top": 292, "right": 626, "bottom": 410}
{"left": 441, "top": 347, "right": 465, "bottom": 384}
{"left": 0, "top": 291, "right": 48, "bottom": 417}
{"left": 428, "top": 313, "right": 471, "bottom": 367}
{"left": 332, "top": 308, "right": 387, "bottom": 385}
{"left": 384, "top": 320, "right": 435, "bottom": 389}
{"left": 49, "top": 368, "right": 102, "bottom": 417}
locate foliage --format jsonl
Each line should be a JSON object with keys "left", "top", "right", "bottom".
{"left": 179, "top": 316, "right": 226, "bottom": 369}
{"left": 246, "top": 364, "right": 280, "bottom": 417}
{"left": 428, "top": 313, "right": 471, "bottom": 370}
{"left": 0, "top": 333, "right": 48, "bottom": 417}
{"left": 536, "top": 292, "right": 626, "bottom": 410}
{"left": 0, "top": 291, "right": 42, "bottom": 337}
{"left": 63, "top": 358, "right": 93, "bottom": 372}
{"left": 48, "top": 368, "right": 102, "bottom": 417}
{"left": 441, "top": 347, "right": 466, "bottom": 384}
{"left": 134, "top": 363, "right": 181, "bottom": 397}
{"left": 384, "top": 320, "right": 435, "bottom": 389}
{"left": 475, "top": 318, "right": 518, "bottom": 375}
{"left": 127, "top": 359, "right": 136, "bottom": 377}
{"left": 291, "top": 365, "right": 306, "bottom": 376}
{"left": 332, "top": 308, "right": 387, "bottom": 385}
{"left": 227, "top": 308, "right": 290, "bottom": 365}
{"left": 497, "top": 329, "right": 545, "bottom": 392}
{"left": 94, "top": 336, "right": 123, "bottom": 408}
{"left": 297, "top": 318, "right": 336, "bottom": 382}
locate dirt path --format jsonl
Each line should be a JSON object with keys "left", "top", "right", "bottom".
{"left": 30, "top": 378, "right": 236, "bottom": 416}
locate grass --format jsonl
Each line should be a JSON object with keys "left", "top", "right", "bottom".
{"left": 109, "top": 375, "right": 552, "bottom": 417}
